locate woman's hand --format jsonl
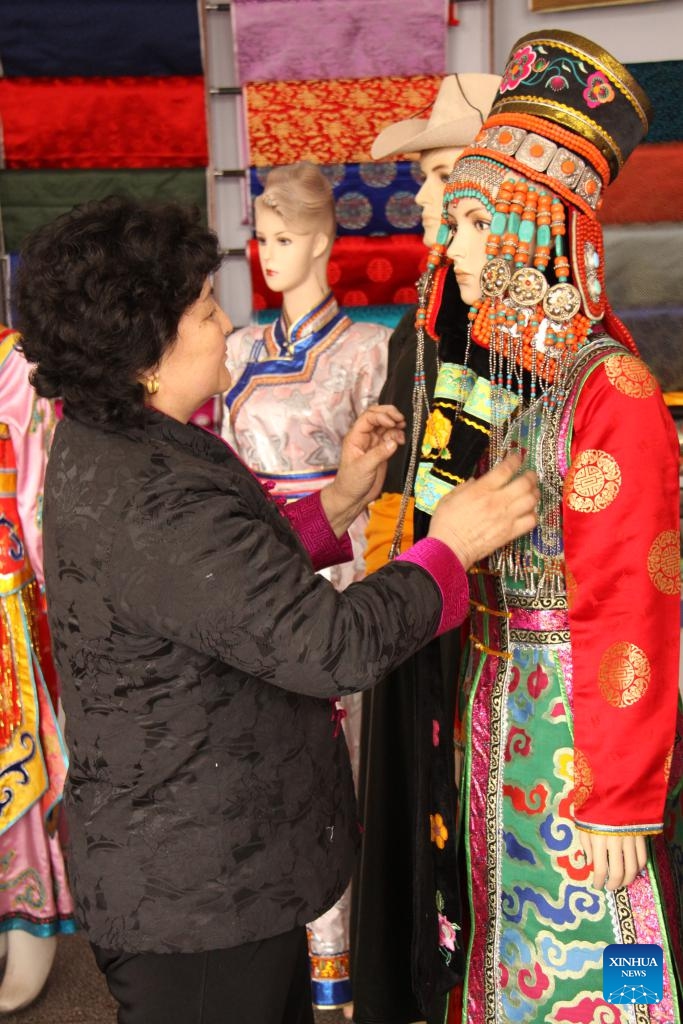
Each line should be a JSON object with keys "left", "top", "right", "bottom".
{"left": 428, "top": 453, "right": 539, "bottom": 570}
{"left": 321, "top": 405, "right": 406, "bottom": 537}
{"left": 578, "top": 831, "right": 648, "bottom": 890}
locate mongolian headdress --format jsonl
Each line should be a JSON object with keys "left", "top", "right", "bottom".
{"left": 391, "top": 30, "right": 653, "bottom": 556}
{"left": 425, "top": 29, "right": 652, "bottom": 356}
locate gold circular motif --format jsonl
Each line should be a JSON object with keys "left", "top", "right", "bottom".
{"left": 572, "top": 748, "right": 593, "bottom": 810}
{"left": 598, "top": 641, "right": 651, "bottom": 708}
{"left": 509, "top": 267, "right": 548, "bottom": 308}
{"left": 480, "top": 257, "right": 512, "bottom": 298}
{"left": 565, "top": 449, "right": 621, "bottom": 514}
{"left": 604, "top": 354, "right": 657, "bottom": 399}
{"left": 542, "top": 283, "right": 581, "bottom": 322}
{"left": 647, "top": 530, "right": 680, "bottom": 596}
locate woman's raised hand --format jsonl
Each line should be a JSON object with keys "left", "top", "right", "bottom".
{"left": 428, "top": 453, "right": 539, "bottom": 570}
{"left": 321, "top": 405, "right": 406, "bottom": 537}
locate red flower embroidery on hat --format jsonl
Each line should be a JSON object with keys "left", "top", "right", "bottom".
{"left": 583, "top": 71, "right": 615, "bottom": 109}
{"left": 548, "top": 75, "right": 569, "bottom": 92}
{"left": 501, "top": 45, "right": 537, "bottom": 93}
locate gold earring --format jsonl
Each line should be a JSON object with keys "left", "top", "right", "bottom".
{"left": 145, "top": 375, "right": 159, "bottom": 396}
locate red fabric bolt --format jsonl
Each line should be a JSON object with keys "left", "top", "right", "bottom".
{"left": 247, "top": 235, "right": 426, "bottom": 309}
{"left": 0, "top": 76, "right": 208, "bottom": 169}
{"left": 598, "top": 142, "right": 683, "bottom": 225}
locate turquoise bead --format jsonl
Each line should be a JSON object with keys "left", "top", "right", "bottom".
{"left": 507, "top": 212, "right": 520, "bottom": 234}
{"left": 519, "top": 220, "right": 535, "bottom": 244}
{"left": 436, "top": 223, "right": 451, "bottom": 246}
{"left": 491, "top": 211, "right": 507, "bottom": 235}
{"left": 537, "top": 224, "right": 551, "bottom": 247}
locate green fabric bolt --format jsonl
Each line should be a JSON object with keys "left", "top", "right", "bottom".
{"left": 0, "top": 169, "right": 207, "bottom": 252}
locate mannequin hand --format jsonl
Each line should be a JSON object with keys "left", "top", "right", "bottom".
{"left": 321, "top": 405, "right": 406, "bottom": 537}
{"left": 578, "top": 831, "right": 648, "bottom": 890}
{"left": 427, "top": 453, "right": 539, "bottom": 570}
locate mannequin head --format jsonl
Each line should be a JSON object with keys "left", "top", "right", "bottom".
{"left": 444, "top": 194, "right": 493, "bottom": 307}
{"left": 415, "top": 146, "right": 464, "bottom": 247}
{"left": 254, "top": 162, "right": 336, "bottom": 318}
{"left": 418, "top": 30, "right": 653, "bottom": 374}
{"left": 370, "top": 73, "right": 501, "bottom": 248}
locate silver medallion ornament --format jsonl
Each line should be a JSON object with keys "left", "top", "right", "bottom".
{"left": 584, "top": 241, "right": 602, "bottom": 303}
{"left": 509, "top": 267, "right": 548, "bottom": 308}
{"left": 542, "top": 282, "right": 582, "bottom": 322}
{"left": 480, "top": 257, "right": 512, "bottom": 298}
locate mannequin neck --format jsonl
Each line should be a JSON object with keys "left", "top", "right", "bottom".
{"left": 281, "top": 260, "right": 330, "bottom": 330}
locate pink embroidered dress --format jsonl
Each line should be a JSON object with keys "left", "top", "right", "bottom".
{"left": 222, "top": 293, "right": 389, "bottom": 1009}
{"left": 0, "top": 326, "right": 75, "bottom": 937}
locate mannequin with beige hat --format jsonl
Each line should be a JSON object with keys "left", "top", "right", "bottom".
{"left": 363, "top": 72, "right": 500, "bottom": 573}
{"left": 372, "top": 73, "right": 501, "bottom": 249}
{"left": 351, "top": 73, "right": 500, "bottom": 1024}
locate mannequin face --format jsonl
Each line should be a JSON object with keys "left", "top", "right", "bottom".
{"left": 415, "top": 147, "right": 463, "bottom": 247}
{"left": 445, "top": 197, "right": 492, "bottom": 307}
{"left": 255, "top": 205, "right": 328, "bottom": 296}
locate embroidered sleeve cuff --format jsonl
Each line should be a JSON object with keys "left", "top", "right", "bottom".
{"left": 396, "top": 538, "right": 468, "bottom": 635}
{"left": 574, "top": 819, "right": 663, "bottom": 837}
{"left": 285, "top": 492, "right": 353, "bottom": 571}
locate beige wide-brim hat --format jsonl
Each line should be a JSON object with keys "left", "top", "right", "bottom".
{"left": 371, "top": 72, "right": 502, "bottom": 160}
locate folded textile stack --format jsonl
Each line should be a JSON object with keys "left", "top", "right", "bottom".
{"left": 601, "top": 59, "right": 683, "bottom": 394}
{"left": 231, "top": 0, "right": 449, "bottom": 327}
{"left": 0, "top": 0, "right": 219, "bottom": 429}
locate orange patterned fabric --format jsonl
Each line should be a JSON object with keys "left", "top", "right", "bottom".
{"left": 563, "top": 358, "right": 680, "bottom": 831}
{"left": 245, "top": 75, "right": 440, "bottom": 166}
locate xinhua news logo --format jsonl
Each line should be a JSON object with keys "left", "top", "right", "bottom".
{"left": 603, "top": 944, "right": 663, "bottom": 1005}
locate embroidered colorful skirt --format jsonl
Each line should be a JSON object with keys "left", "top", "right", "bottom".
{"left": 456, "top": 573, "right": 682, "bottom": 1023}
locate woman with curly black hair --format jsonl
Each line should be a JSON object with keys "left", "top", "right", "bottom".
{"left": 14, "top": 195, "right": 537, "bottom": 1024}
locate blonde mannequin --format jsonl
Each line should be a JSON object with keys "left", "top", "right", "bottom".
{"left": 223, "top": 162, "right": 391, "bottom": 1014}
{"left": 253, "top": 162, "right": 334, "bottom": 326}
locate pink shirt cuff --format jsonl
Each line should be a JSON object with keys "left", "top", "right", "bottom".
{"left": 285, "top": 492, "right": 353, "bottom": 571}
{"left": 396, "top": 537, "right": 468, "bottom": 635}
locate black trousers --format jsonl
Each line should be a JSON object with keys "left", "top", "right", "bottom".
{"left": 92, "top": 926, "right": 315, "bottom": 1024}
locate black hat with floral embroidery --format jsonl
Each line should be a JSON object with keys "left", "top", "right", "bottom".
{"left": 462, "top": 29, "right": 653, "bottom": 217}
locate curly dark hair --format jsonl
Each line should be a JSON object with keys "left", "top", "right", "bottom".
{"left": 15, "top": 195, "right": 223, "bottom": 426}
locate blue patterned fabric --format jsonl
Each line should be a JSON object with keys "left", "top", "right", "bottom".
{"left": 250, "top": 162, "right": 423, "bottom": 236}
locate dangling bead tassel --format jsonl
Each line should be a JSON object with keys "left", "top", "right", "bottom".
{"left": 487, "top": 177, "right": 515, "bottom": 260}
{"left": 551, "top": 198, "right": 569, "bottom": 282}
{"left": 533, "top": 190, "right": 552, "bottom": 272}
{"left": 501, "top": 179, "right": 528, "bottom": 263}
{"left": 515, "top": 185, "right": 537, "bottom": 269}
{"left": 388, "top": 240, "right": 447, "bottom": 560}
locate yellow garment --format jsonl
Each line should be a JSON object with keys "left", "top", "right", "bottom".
{"left": 364, "top": 492, "right": 414, "bottom": 575}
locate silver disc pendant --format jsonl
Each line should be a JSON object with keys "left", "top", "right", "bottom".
{"left": 508, "top": 267, "right": 548, "bottom": 308}
{"left": 480, "top": 257, "right": 512, "bottom": 298}
{"left": 542, "top": 282, "right": 582, "bottom": 322}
